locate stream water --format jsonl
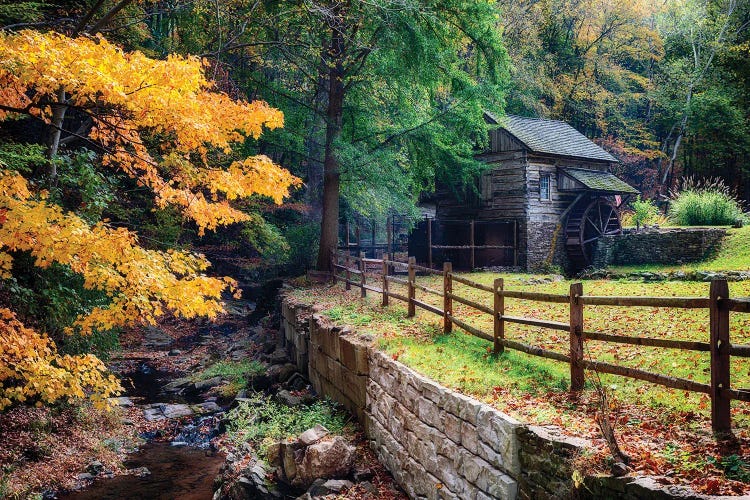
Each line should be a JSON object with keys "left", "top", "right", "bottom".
{"left": 59, "top": 443, "right": 224, "bottom": 500}
{"left": 59, "top": 361, "right": 227, "bottom": 499}
{"left": 57, "top": 286, "right": 275, "bottom": 500}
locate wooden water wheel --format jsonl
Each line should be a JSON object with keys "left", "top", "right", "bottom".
{"left": 565, "top": 197, "right": 622, "bottom": 270}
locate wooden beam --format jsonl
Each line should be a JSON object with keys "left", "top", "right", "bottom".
{"left": 580, "top": 296, "right": 709, "bottom": 308}
{"left": 413, "top": 298, "right": 443, "bottom": 316}
{"left": 710, "top": 279, "right": 731, "bottom": 435}
{"left": 470, "top": 220, "right": 475, "bottom": 270}
{"left": 447, "top": 292, "right": 493, "bottom": 316}
{"left": 582, "top": 359, "right": 710, "bottom": 394}
{"left": 570, "top": 282, "right": 585, "bottom": 392}
{"left": 359, "top": 252, "right": 366, "bottom": 298}
{"left": 330, "top": 249, "right": 337, "bottom": 283}
{"left": 386, "top": 216, "right": 392, "bottom": 273}
{"left": 443, "top": 262, "right": 453, "bottom": 333}
{"left": 501, "top": 290, "right": 569, "bottom": 303}
{"left": 501, "top": 315, "right": 569, "bottom": 331}
{"left": 382, "top": 257, "right": 389, "bottom": 306}
{"left": 344, "top": 252, "right": 351, "bottom": 291}
{"left": 513, "top": 219, "right": 518, "bottom": 267}
{"left": 407, "top": 257, "right": 416, "bottom": 317}
{"left": 427, "top": 217, "right": 433, "bottom": 270}
{"left": 450, "top": 274, "right": 494, "bottom": 293}
{"left": 585, "top": 331, "right": 710, "bottom": 351}
{"left": 494, "top": 278, "right": 504, "bottom": 354}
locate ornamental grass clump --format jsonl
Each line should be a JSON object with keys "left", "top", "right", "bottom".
{"left": 668, "top": 177, "right": 746, "bottom": 227}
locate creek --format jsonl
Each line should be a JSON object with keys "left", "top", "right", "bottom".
{"left": 59, "top": 442, "right": 224, "bottom": 500}
{"left": 59, "top": 359, "right": 226, "bottom": 500}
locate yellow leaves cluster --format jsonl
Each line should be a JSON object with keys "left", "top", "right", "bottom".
{"left": 0, "top": 172, "right": 237, "bottom": 334}
{"left": 0, "top": 30, "right": 299, "bottom": 411}
{"left": 204, "top": 156, "right": 302, "bottom": 204}
{"left": 0, "top": 308, "right": 122, "bottom": 410}
{"left": 0, "top": 30, "right": 300, "bottom": 233}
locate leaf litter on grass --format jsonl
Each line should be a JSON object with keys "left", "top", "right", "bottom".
{"left": 288, "top": 276, "right": 750, "bottom": 495}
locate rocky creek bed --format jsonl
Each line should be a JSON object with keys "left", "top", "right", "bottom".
{"left": 55, "top": 287, "right": 404, "bottom": 500}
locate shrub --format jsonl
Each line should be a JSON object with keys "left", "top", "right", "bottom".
{"left": 668, "top": 177, "right": 745, "bottom": 227}
{"left": 226, "top": 393, "right": 348, "bottom": 458}
{"left": 631, "top": 196, "right": 660, "bottom": 227}
{"left": 284, "top": 222, "right": 320, "bottom": 274}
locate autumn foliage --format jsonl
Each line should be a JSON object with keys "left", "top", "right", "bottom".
{"left": 0, "top": 30, "right": 300, "bottom": 410}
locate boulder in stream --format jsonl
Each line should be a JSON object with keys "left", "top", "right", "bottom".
{"left": 162, "top": 404, "right": 194, "bottom": 419}
{"left": 194, "top": 376, "right": 223, "bottom": 391}
{"left": 275, "top": 428, "right": 356, "bottom": 489}
{"left": 144, "top": 403, "right": 194, "bottom": 421}
{"left": 293, "top": 436, "right": 355, "bottom": 488}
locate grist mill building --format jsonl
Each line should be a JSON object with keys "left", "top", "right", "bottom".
{"left": 416, "top": 113, "right": 638, "bottom": 272}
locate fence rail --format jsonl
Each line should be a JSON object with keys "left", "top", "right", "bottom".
{"left": 329, "top": 250, "right": 750, "bottom": 435}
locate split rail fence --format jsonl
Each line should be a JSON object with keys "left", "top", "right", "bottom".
{"left": 330, "top": 250, "right": 750, "bottom": 435}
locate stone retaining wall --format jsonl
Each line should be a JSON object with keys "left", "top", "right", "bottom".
{"left": 594, "top": 227, "right": 727, "bottom": 268}
{"left": 280, "top": 297, "right": 721, "bottom": 500}
{"left": 368, "top": 349, "right": 518, "bottom": 499}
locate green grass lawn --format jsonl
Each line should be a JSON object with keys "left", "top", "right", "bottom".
{"left": 289, "top": 272, "right": 750, "bottom": 491}
{"left": 290, "top": 274, "right": 750, "bottom": 430}
{"left": 610, "top": 226, "right": 750, "bottom": 273}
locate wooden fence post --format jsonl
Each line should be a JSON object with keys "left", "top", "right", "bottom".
{"left": 407, "top": 256, "right": 416, "bottom": 317}
{"left": 443, "top": 262, "right": 453, "bottom": 333}
{"left": 427, "top": 217, "right": 433, "bottom": 270}
{"left": 386, "top": 216, "right": 393, "bottom": 274}
{"left": 360, "top": 251, "right": 366, "bottom": 298}
{"left": 470, "top": 220, "right": 475, "bottom": 270}
{"left": 382, "top": 257, "right": 389, "bottom": 306}
{"left": 330, "top": 249, "right": 336, "bottom": 283}
{"left": 513, "top": 220, "right": 518, "bottom": 267}
{"left": 710, "top": 279, "right": 731, "bottom": 435}
{"left": 344, "top": 252, "right": 351, "bottom": 291}
{"left": 494, "top": 278, "right": 504, "bottom": 354}
{"left": 569, "top": 282, "right": 585, "bottom": 392}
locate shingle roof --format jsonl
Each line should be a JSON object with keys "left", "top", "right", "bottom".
{"left": 485, "top": 112, "right": 618, "bottom": 163}
{"left": 561, "top": 167, "right": 639, "bottom": 194}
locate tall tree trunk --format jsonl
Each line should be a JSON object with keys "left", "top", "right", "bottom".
{"left": 316, "top": 11, "right": 346, "bottom": 272}
{"left": 43, "top": 0, "right": 134, "bottom": 169}
{"left": 44, "top": 88, "right": 67, "bottom": 175}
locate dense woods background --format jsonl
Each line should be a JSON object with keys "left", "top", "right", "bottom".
{"left": 2, "top": 0, "right": 749, "bottom": 264}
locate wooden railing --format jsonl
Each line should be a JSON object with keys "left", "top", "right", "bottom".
{"left": 330, "top": 250, "right": 750, "bottom": 435}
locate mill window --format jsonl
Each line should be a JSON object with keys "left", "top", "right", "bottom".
{"left": 540, "top": 174, "right": 551, "bottom": 200}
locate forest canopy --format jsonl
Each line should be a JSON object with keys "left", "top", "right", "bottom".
{"left": 0, "top": 0, "right": 748, "bottom": 408}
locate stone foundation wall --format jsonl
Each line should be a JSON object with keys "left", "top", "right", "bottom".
{"left": 594, "top": 227, "right": 727, "bottom": 268}
{"left": 368, "top": 349, "right": 519, "bottom": 499}
{"left": 526, "top": 221, "right": 570, "bottom": 272}
{"left": 280, "top": 297, "right": 718, "bottom": 500}
{"left": 281, "top": 300, "right": 312, "bottom": 375}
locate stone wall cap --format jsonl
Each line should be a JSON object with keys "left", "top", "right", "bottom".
{"left": 626, "top": 475, "right": 750, "bottom": 499}
{"left": 524, "top": 425, "right": 592, "bottom": 449}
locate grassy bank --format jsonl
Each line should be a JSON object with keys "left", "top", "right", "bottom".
{"left": 288, "top": 276, "right": 750, "bottom": 494}
{"left": 609, "top": 226, "right": 750, "bottom": 273}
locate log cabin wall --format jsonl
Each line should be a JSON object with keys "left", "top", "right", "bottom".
{"left": 432, "top": 124, "right": 618, "bottom": 271}
{"left": 476, "top": 149, "right": 529, "bottom": 268}
{"left": 524, "top": 155, "right": 612, "bottom": 271}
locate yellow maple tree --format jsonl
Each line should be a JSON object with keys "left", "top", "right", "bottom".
{"left": 0, "top": 30, "right": 301, "bottom": 410}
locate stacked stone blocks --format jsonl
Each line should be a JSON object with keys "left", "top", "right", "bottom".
{"left": 594, "top": 227, "right": 726, "bottom": 268}
{"left": 306, "top": 314, "right": 370, "bottom": 427}
{"left": 367, "top": 350, "right": 519, "bottom": 499}
{"left": 281, "top": 296, "right": 704, "bottom": 500}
